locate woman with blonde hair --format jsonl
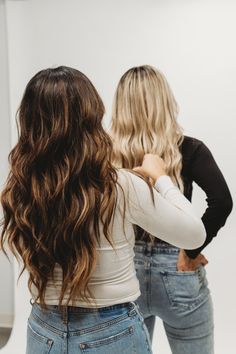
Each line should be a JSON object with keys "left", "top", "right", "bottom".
{"left": 0, "top": 66, "right": 206, "bottom": 354}
{"left": 111, "top": 65, "right": 233, "bottom": 354}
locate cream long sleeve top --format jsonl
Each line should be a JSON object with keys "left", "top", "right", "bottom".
{"left": 32, "top": 170, "right": 206, "bottom": 307}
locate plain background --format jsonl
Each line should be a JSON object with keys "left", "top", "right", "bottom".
{"left": 0, "top": 0, "right": 13, "bottom": 329}
{"left": 0, "top": 0, "right": 235, "bottom": 353}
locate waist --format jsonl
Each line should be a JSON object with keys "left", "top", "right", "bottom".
{"left": 134, "top": 225, "right": 170, "bottom": 245}
{"left": 134, "top": 239, "right": 180, "bottom": 255}
{"left": 32, "top": 301, "right": 134, "bottom": 314}
{"left": 30, "top": 263, "right": 141, "bottom": 308}
{"left": 29, "top": 301, "right": 139, "bottom": 333}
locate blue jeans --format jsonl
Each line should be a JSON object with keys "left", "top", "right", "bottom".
{"left": 134, "top": 241, "right": 214, "bottom": 354}
{"left": 26, "top": 301, "right": 152, "bottom": 354}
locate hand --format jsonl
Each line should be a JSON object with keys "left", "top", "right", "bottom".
{"left": 133, "top": 154, "right": 167, "bottom": 183}
{"left": 177, "top": 249, "right": 208, "bottom": 272}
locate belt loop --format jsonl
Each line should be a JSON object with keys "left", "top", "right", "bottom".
{"left": 128, "top": 302, "right": 137, "bottom": 317}
{"left": 62, "top": 306, "right": 68, "bottom": 325}
{"left": 145, "top": 243, "right": 152, "bottom": 256}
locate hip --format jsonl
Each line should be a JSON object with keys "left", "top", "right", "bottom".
{"left": 134, "top": 240, "right": 211, "bottom": 315}
{"left": 27, "top": 302, "right": 152, "bottom": 354}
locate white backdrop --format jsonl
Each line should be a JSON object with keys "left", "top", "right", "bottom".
{"left": 0, "top": 0, "right": 13, "bottom": 329}
{"left": 2, "top": 0, "right": 236, "bottom": 353}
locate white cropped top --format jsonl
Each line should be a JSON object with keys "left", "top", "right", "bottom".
{"left": 31, "top": 170, "right": 206, "bottom": 307}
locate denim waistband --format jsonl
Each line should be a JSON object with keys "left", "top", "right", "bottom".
{"left": 32, "top": 301, "right": 134, "bottom": 314}
{"left": 134, "top": 240, "right": 179, "bottom": 255}
{"left": 30, "top": 301, "right": 138, "bottom": 330}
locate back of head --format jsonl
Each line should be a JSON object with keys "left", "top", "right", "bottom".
{"left": 111, "top": 65, "right": 183, "bottom": 189}
{"left": 1, "top": 66, "right": 117, "bottom": 306}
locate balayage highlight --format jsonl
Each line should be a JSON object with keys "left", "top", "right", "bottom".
{"left": 0, "top": 66, "right": 118, "bottom": 306}
{"left": 110, "top": 65, "right": 184, "bottom": 190}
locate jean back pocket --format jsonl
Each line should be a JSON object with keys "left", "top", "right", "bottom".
{"left": 160, "top": 266, "right": 209, "bottom": 310}
{"left": 79, "top": 326, "right": 135, "bottom": 353}
{"left": 26, "top": 322, "right": 53, "bottom": 354}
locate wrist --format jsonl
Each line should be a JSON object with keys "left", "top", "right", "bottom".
{"left": 153, "top": 172, "right": 167, "bottom": 183}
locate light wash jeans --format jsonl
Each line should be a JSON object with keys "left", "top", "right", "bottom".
{"left": 134, "top": 241, "right": 214, "bottom": 354}
{"left": 26, "top": 301, "right": 152, "bottom": 354}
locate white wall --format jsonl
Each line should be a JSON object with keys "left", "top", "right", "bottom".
{"left": 0, "top": 0, "right": 14, "bottom": 328}
{"left": 3, "top": 0, "right": 236, "bottom": 353}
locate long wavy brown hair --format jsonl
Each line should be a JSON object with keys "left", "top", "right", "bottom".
{"left": 0, "top": 66, "right": 118, "bottom": 306}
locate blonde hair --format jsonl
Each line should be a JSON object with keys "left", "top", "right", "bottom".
{"left": 110, "top": 65, "right": 184, "bottom": 191}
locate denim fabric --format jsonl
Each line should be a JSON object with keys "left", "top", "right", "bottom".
{"left": 26, "top": 301, "right": 152, "bottom": 354}
{"left": 134, "top": 241, "right": 214, "bottom": 354}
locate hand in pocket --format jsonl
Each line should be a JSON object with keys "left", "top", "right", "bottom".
{"left": 177, "top": 249, "right": 208, "bottom": 272}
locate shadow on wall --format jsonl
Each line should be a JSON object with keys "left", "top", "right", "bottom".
{"left": 0, "top": 260, "right": 31, "bottom": 353}
{"left": 0, "top": 329, "right": 11, "bottom": 349}
{"left": 0, "top": 255, "right": 13, "bottom": 350}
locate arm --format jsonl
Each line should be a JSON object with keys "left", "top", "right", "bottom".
{"left": 121, "top": 172, "right": 206, "bottom": 249}
{"left": 184, "top": 141, "right": 233, "bottom": 259}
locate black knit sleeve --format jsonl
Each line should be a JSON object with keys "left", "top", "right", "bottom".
{"left": 184, "top": 141, "right": 233, "bottom": 259}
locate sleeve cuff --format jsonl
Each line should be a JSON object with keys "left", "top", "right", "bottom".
{"left": 184, "top": 249, "right": 200, "bottom": 259}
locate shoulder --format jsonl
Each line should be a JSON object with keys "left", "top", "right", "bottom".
{"left": 181, "top": 136, "right": 209, "bottom": 161}
{"left": 181, "top": 135, "right": 203, "bottom": 152}
{"left": 116, "top": 169, "right": 150, "bottom": 197}
{"left": 117, "top": 169, "right": 146, "bottom": 188}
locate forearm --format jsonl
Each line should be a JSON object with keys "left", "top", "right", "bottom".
{"left": 185, "top": 196, "right": 233, "bottom": 258}
{"left": 184, "top": 140, "right": 233, "bottom": 258}
{"left": 127, "top": 174, "right": 206, "bottom": 249}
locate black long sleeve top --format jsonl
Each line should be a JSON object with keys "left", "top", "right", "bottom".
{"left": 136, "top": 136, "right": 233, "bottom": 259}
{"left": 181, "top": 136, "right": 233, "bottom": 258}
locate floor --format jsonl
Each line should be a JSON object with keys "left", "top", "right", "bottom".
{"left": 0, "top": 328, "right": 12, "bottom": 349}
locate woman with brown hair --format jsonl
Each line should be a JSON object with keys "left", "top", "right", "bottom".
{"left": 1, "top": 66, "right": 205, "bottom": 354}
{"left": 110, "top": 65, "right": 233, "bottom": 354}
